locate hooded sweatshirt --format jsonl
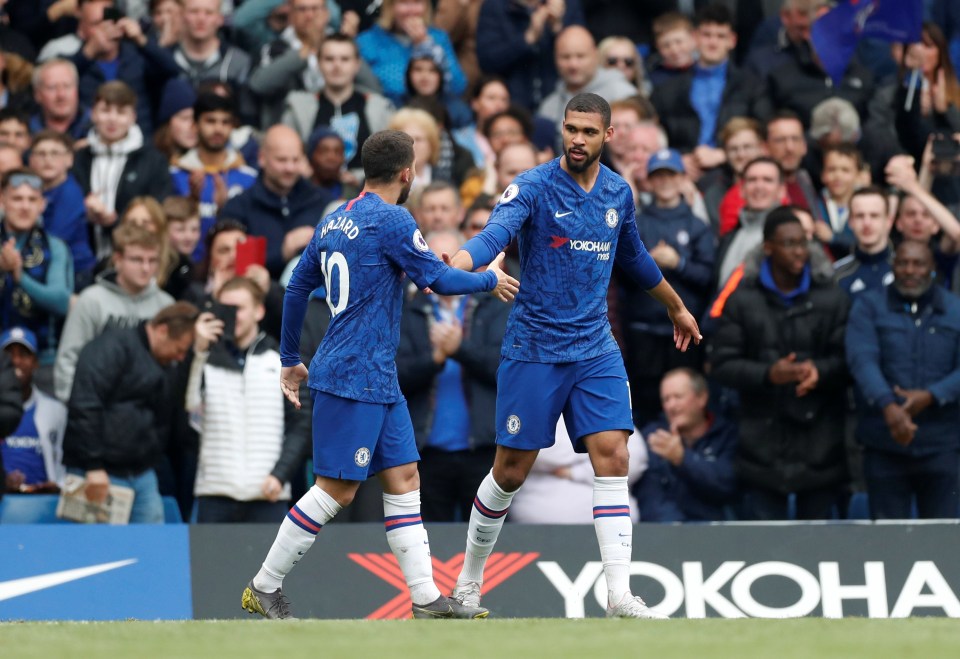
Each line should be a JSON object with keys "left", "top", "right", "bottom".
{"left": 87, "top": 125, "right": 145, "bottom": 260}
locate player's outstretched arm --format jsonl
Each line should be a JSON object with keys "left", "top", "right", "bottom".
{"left": 280, "top": 363, "right": 310, "bottom": 409}
{"left": 647, "top": 279, "right": 703, "bottom": 352}
{"left": 486, "top": 253, "right": 519, "bottom": 303}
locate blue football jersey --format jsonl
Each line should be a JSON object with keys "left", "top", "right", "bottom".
{"left": 282, "top": 192, "right": 447, "bottom": 404}
{"left": 466, "top": 159, "right": 663, "bottom": 363}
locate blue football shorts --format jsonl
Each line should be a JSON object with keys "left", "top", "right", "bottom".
{"left": 494, "top": 351, "right": 633, "bottom": 453}
{"left": 310, "top": 389, "right": 420, "bottom": 481}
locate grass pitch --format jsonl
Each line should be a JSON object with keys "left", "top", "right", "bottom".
{"left": 3, "top": 618, "right": 958, "bottom": 659}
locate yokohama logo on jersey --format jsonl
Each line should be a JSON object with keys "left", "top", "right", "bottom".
{"left": 548, "top": 236, "right": 611, "bottom": 253}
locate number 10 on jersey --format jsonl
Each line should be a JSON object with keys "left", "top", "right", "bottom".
{"left": 321, "top": 251, "right": 350, "bottom": 316}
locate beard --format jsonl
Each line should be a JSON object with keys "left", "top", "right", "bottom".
{"left": 895, "top": 277, "right": 934, "bottom": 300}
{"left": 565, "top": 145, "right": 600, "bottom": 173}
{"left": 200, "top": 133, "right": 229, "bottom": 153}
{"left": 397, "top": 178, "right": 413, "bottom": 205}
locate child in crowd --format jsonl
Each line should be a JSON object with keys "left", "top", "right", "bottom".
{"left": 818, "top": 144, "right": 863, "bottom": 257}
{"left": 648, "top": 12, "right": 697, "bottom": 87}
{"left": 163, "top": 196, "right": 202, "bottom": 299}
{"left": 628, "top": 149, "right": 714, "bottom": 423}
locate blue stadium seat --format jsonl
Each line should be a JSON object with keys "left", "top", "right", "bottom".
{"left": 847, "top": 492, "right": 871, "bottom": 520}
{"left": 0, "top": 495, "right": 70, "bottom": 524}
{"left": 162, "top": 496, "right": 183, "bottom": 524}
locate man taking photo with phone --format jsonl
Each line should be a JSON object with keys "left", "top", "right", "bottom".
{"left": 187, "top": 276, "right": 311, "bottom": 523}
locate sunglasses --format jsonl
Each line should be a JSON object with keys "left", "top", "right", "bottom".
{"left": 607, "top": 56, "right": 636, "bottom": 67}
{"left": 5, "top": 173, "right": 43, "bottom": 191}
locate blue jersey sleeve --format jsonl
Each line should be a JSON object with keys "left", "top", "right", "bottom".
{"left": 381, "top": 209, "right": 447, "bottom": 289}
{"left": 615, "top": 200, "right": 664, "bottom": 290}
{"left": 280, "top": 238, "right": 323, "bottom": 367}
{"left": 462, "top": 179, "right": 535, "bottom": 267}
{"left": 430, "top": 267, "right": 497, "bottom": 295}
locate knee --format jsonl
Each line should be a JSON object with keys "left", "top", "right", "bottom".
{"left": 314, "top": 478, "right": 355, "bottom": 508}
{"left": 331, "top": 490, "right": 355, "bottom": 508}
{"left": 595, "top": 445, "right": 630, "bottom": 477}
{"left": 492, "top": 463, "right": 527, "bottom": 492}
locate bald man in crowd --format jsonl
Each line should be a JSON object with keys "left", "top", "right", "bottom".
{"left": 220, "top": 125, "right": 332, "bottom": 278}
{"left": 537, "top": 26, "right": 638, "bottom": 126}
{"left": 494, "top": 142, "right": 539, "bottom": 197}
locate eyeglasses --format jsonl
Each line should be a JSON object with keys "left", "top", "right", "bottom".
{"left": 606, "top": 57, "right": 636, "bottom": 67}
{"left": 4, "top": 173, "right": 43, "bottom": 191}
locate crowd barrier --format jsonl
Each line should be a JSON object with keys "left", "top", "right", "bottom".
{"left": 1, "top": 522, "right": 958, "bottom": 620}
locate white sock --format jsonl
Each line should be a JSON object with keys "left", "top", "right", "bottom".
{"left": 458, "top": 471, "right": 516, "bottom": 587}
{"left": 593, "top": 476, "right": 632, "bottom": 606}
{"left": 253, "top": 485, "right": 341, "bottom": 591}
{"left": 383, "top": 490, "right": 442, "bottom": 606}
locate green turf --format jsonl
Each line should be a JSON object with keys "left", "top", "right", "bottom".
{"left": 2, "top": 619, "right": 958, "bottom": 659}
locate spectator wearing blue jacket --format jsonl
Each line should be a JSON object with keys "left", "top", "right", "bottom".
{"left": 357, "top": 0, "right": 467, "bottom": 106}
{"left": 29, "top": 130, "right": 96, "bottom": 289}
{"left": 219, "top": 126, "right": 331, "bottom": 279}
{"left": 0, "top": 169, "right": 73, "bottom": 368}
{"left": 846, "top": 240, "right": 960, "bottom": 520}
{"left": 636, "top": 368, "right": 738, "bottom": 522}
{"left": 620, "top": 149, "right": 715, "bottom": 427}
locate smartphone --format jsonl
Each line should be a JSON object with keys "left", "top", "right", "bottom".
{"left": 235, "top": 236, "right": 267, "bottom": 276}
{"left": 103, "top": 7, "right": 124, "bottom": 21}
{"left": 205, "top": 300, "right": 237, "bottom": 341}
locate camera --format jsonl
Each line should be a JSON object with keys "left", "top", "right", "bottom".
{"left": 103, "top": 7, "right": 124, "bottom": 21}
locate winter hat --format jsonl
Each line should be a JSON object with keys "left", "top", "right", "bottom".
{"left": 306, "top": 126, "right": 344, "bottom": 157}
{"left": 157, "top": 78, "right": 197, "bottom": 126}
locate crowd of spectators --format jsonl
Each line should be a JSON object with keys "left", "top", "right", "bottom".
{"left": 1, "top": 0, "right": 960, "bottom": 525}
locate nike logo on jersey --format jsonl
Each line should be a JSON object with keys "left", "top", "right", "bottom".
{"left": 0, "top": 559, "right": 137, "bottom": 602}
{"left": 554, "top": 210, "right": 573, "bottom": 218}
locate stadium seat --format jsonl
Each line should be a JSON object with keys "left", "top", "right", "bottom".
{"left": 847, "top": 492, "right": 870, "bottom": 520}
{"left": 162, "top": 496, "right": 183, "bottom": 524}
{"left": 0, "top": 495, "right": 70, "bottom": 524}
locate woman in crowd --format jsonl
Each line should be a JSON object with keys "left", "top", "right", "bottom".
{"left": 153, "top": 78, "right": 197, "bottom": 163}
{"left": 404, "top": 51, "right": 472, "bottom": 132}
{"left": 599, "top": 36, "right": 649, "bottom": 96}
{"left": 388, "top": 107, "right": 441, "bottom": 197}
